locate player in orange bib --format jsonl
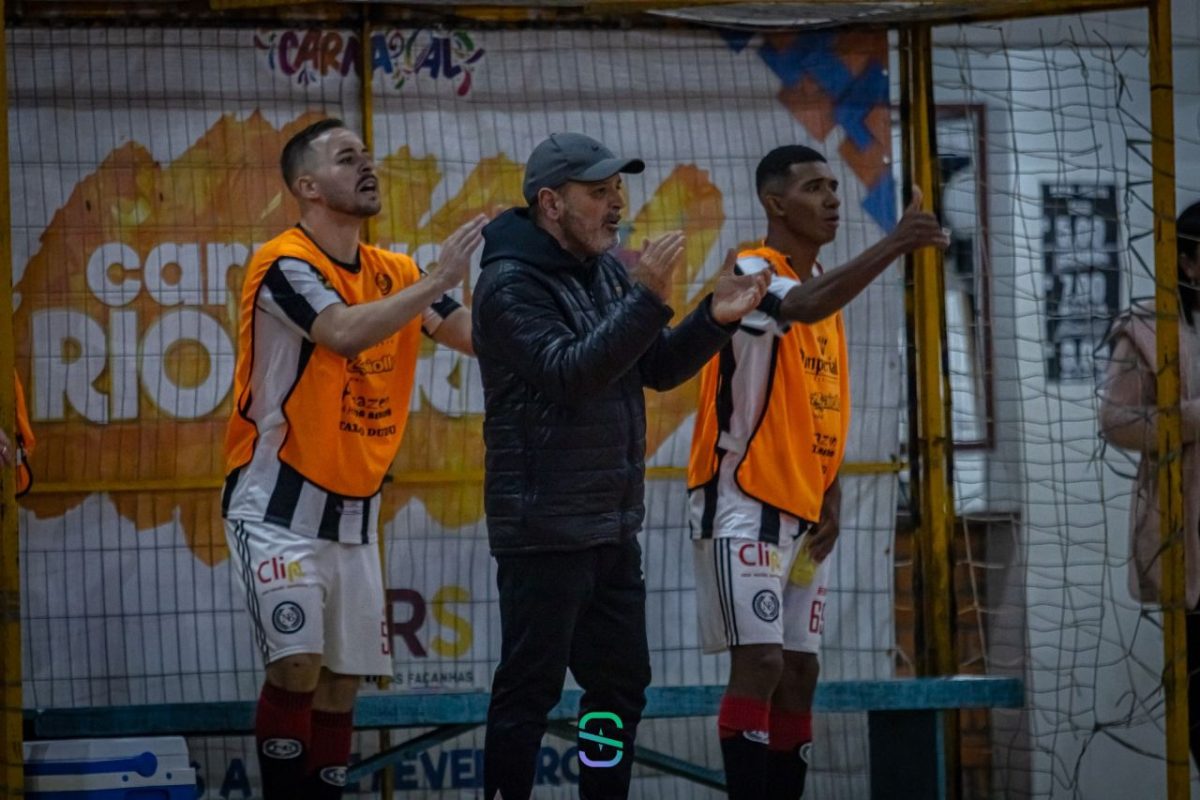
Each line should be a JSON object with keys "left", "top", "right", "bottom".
{"left": 2, "top": 369, "right": 36, "bottom": 497}
{"left": 686, "top": 145, "right": 949, "bottom": 799}
{"left": 222, "top": 118, "right": 485, "bottom": 800}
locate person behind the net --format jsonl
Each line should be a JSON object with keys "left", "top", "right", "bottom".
{"left": 1, "top": 369, "right": 35, "bottom": 498}
{"left": 687, "top": 145, "right": 949, "bottom": 800}
{"left": 472, "top": 132, "right": 771, "bottom": 800}
{"left": 221, "top": 117, "right": 485, "bottom": 800}
{"left": 1098, "top": 199, "right": 1200, "bottom": 773}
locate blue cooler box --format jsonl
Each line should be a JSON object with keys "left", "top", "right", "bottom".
{"left": 23, "top": 737, "right": 197, "bottom": 799}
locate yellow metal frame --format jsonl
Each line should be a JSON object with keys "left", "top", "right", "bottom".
{"left": 8, "top": 0, "right": 1152, "bottom": 26}
{"left": 0, "top": 0, "right": 20, "bottom": 794}
{"left": 196, "top": 0, "right": 1147, "bottom": 25}
{"left": 899, "top": 22, "right": 960, "bottom": 798}
{"left": 900, "top": 23, "right": 956, "bottom": 682}
{"left": 1148, "top": 0, "right": 1186, "bottom": 797}
{"left": 0, "top": 4, "right": 1184, "bottom": 800}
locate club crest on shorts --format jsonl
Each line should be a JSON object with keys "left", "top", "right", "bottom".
{"left": 320, "top": 766, "right": 348, "bottom": 786}
{"left": 752, "top": 589, "right": 780, "bottom": 622}
{"left": 271, "top": 601, "right": 305, "bottom": 634}
{"left": 262, "top": 738, "right": 302, "bottom": 759}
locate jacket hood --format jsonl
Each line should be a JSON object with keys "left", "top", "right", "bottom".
{"left": 480, "top": 207, "right": 590, "bottom": 273}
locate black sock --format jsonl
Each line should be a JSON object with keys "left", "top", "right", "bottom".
{"left": 302, "top": 765, "right": 348, "bottom": 799}
{"left": 767, "top": 741, "right": 811, "bottom": 799}
{"left": 303, "top": 709, "right": 352, "bottom": 800}
{"left": 720, "top": 731, "right": 769, "bottom": 799}
{"left": 254, "top": 683, "right": 312, "bottom": 800}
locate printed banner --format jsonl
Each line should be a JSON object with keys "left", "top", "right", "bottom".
{"left": 12, "top": 25, "right": 899, "bottom": 796}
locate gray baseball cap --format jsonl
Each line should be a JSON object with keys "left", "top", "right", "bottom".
{"left": 522, "top": 132, "right": 645, "bottom": 204}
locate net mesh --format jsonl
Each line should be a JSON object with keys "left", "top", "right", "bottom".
{"left": 8, "top": 5, "right": 1198, "bottom": 798}
{"left": 920, "top": 9, "right": 1200, "bottom": 798}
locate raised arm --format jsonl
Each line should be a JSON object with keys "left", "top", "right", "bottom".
{"left": 638, "top": 250, "right": 769, "bottom": 391}
{"left": 779, "top": 188, "right": 949, "bottom": 324}
{"left": 638, "top": 296, "right": 734, "bottom": 390}
{"left": 310, "top": 215, "right": 485, "bottom": 358}
{"left": 429, "top": 306, "right": 474, "bottom": 356}
{"left": 474, "top": 267, "right": 674, "bottom": 405}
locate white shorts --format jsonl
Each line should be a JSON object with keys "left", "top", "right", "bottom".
{"left": 689, "top": 455, "right": 828, "bottom": 653}
{"left": 225, "top": 519, "right": 393, "bottom": 676}
{"left": 689, "top": 457, "right": 813, "bottom": 544}
{"left": 693, "top": 534, "right": 829, "bottom": 655}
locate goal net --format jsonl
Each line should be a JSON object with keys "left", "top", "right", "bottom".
{"left": 8, "top": 4, "right": 1195, "bottom": 797}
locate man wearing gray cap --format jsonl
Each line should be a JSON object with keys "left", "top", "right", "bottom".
{"left": 473, "top": 132, "right": 770, "bottom": 799}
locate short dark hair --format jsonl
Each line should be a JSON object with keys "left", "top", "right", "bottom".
{"left": 280, "top": 118, "right": 347, "bottom": 191}
{"left": 1180, "top": 200, "right": 1200, "bottom": 262}
{"left": 755, "top": 145, "right": 827, "bottom": 195}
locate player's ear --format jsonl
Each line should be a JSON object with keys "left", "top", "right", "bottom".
{"left": 762, "top": 191, "right": 786, "bottom": 218}
{"left": 536, "top": 187, "right": 563, "bottom": 222}
{"left": 293, "top": 173, "right": 319, "bottom": 202}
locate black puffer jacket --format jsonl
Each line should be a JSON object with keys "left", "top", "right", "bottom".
{"left": 472, "top": 208, "right": 734, "bottom": 554}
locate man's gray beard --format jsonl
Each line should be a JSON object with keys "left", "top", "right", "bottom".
{"left": 582, "top": 230, "right": 618, "bottom": 257}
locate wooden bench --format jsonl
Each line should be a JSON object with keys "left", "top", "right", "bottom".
{"left": 25, "top": 676, "right": 1022, "bottom": 798}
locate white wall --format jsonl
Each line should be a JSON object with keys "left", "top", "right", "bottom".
{"left": 934, "top": 2, "right": 1200, "bottom": 797}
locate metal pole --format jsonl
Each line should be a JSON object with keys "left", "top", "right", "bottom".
{"left": 1148, "top": 0, "right": 1187, "bottom": 796}
{"left": 902, "top": 21, "right": 956, "bottom": 685}
{"left": 900, "top": 23, "right": 960, "bottom": 799}
{"left": 0, "top": 0, "right": 23, "bottom": 794}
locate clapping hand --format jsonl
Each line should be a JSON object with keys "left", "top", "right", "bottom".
{"left": 431, "top": 214, "right": 488, "bottom": 292}
{"left": 710, "top": 249, "right": 771, "bottom": 324}
{"left": 630, "top": 231, "right": 686, "bottom": 302}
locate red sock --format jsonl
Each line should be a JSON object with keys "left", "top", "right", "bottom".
{"left": 718, "top": 694, "right": 771, "bottom": 738}
{"left": 767, "top": 708, "right": 813, "bottom": 799}
{"left": 719, "top": 694, "right": 772, "bottom": 799}
{"left": 254, "top": 683, "right": 314, "bottom": 800}
{"left": 306, "top": 708, "right": 354, "bottom": 798}
{"left": 769, "top": 708, "right": 812, "bottom": 751}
